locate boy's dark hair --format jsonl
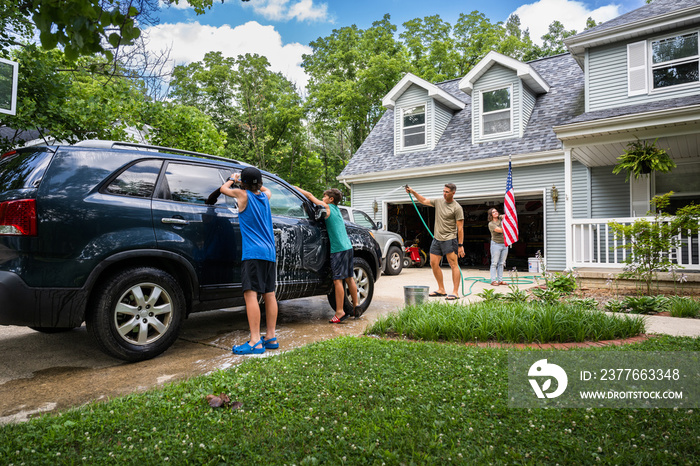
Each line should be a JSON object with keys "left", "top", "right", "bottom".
{"left": 241, "top": 181, "right": 263, "bottom": 192}
{"left": 445, "top": 183, "right": 457, "bottom": 192}
{"left": 324, "top": 188, "right": 343, "bottom": 205}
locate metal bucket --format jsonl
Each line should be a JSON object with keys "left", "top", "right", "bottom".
{"left": 404, "top": 285, "right": 429, "bottom": 306}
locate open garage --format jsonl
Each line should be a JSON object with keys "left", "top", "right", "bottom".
{"left": 386, "top": 195, "right": 544, "bottom": 271}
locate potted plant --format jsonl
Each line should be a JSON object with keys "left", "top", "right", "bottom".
{"left": 612, "top": 137, "right": 675, "bottom": 181}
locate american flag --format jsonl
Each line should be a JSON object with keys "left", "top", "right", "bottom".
{"left": 503, "top": 160, "right": 519, "bottom": 246}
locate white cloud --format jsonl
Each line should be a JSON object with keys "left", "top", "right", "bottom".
{"left": 513, "top": 0, "right": 622, "bottom": 44}
{"left": 157, "top": 0, "right": 192, "bottom": 11}
{"left": 244, "top": 0, "right": 329, "bottom": 22}
{"left": 287, "top": 0, "right": 328, "bottom": 22}
{"left": 142, "top": 21, "right": 312, "bottom": 91}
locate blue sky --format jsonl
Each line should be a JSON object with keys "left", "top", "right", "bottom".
{"left": 147, "top": 0, "right": 647, "bottom": 90}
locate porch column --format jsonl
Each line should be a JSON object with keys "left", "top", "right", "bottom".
{"left": 564, "top": 147, "right": 573, "bottom": 269}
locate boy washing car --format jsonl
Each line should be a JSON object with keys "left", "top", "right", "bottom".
{"left": 295, "top": 186, "right": 360, "bottom": 322}
{"left": 220, "top": 167, "right": 279, "bottom": 354}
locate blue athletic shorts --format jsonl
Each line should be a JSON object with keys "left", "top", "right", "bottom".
{"left": 330, "top": 249, "right": 354, "bottom": 280}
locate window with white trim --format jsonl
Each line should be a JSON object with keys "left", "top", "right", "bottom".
{"left": 481, "top": 87, "right": 511, "bottom": 136}
{"left": 651, "top": 32, "right": 699, "bottom": 90}
{"left": 402, "top": 105, "right": 426, "bottom": 148}
{"left": 654, "top": 162, "right": 700, "bottom": 214}
{"left": 628, "top": 31, "right": 700, "bottom": 95}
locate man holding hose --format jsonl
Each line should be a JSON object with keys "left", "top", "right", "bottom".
{"left": 405, "top": 184, "right": 465, "bottom": 300}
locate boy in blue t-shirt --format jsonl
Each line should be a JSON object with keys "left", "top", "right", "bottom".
{"left": 295, "top": 186, "right": 360, "bottom": 323}
{"left": 221, "top": 167, "right": 279, "bottom": 354}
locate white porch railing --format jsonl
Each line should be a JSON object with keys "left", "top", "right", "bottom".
{"left": 571, "top": 217, "right": 700, "bottom": 271}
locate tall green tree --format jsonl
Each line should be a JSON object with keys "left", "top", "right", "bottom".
{"left": 142, "top": 102, "right": 227, "bottom": 156}
{"left": 499, "top": 14, "right": 538, "bottom": 62}
{"left": 452, "top": 11, "right": 505, "bottom": 77}
{"left": 169, "top": 52, "right": 316, "bottom": 186}
{"left": 400, "top": 15, "right": 458, "bottom": 82}
{"left": 0, "top": 45, "right": 148, "bottom": 152}
{"left": 303, "top": 14, "right": 410, "bottom": 159}
{"left": 537, "top": 20, "right": 578, "bottom": 57}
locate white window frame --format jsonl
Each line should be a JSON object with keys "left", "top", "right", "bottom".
{"left": 648, "top": 29, "right": 700, "bottom": 93}
{"left": 479, "top": 85, "right": 513, "bottom": 139}
{"left": 400, "top": 104, "right": 427, "bottom": 150}
{"left": 0, "top": 58, "right": 18, "bottom": 116}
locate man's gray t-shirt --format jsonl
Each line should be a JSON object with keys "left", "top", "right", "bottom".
{"left": 430, "top": 198, "right": 464, "bottom": 241}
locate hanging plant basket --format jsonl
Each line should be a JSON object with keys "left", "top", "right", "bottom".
{"left": 612, "top": 137, "right": 675, "bottom": 182}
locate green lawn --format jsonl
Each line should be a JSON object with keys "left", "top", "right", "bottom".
{"left": 1, "top": 335, "right": 698, "bottom": 465}
{"left": 365, "top": 301, "right": 645, "bottom": 343}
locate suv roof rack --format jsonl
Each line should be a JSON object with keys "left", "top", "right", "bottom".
{"left": 72, "top": 140, "right": 245, "bottom": 166}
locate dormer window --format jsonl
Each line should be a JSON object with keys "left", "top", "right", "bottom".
{"left": 402, "top": 105, "right": 426, "bottom": 148}
{"left": 481, "top": 86, "right": 512, "bottom": 136}
{"left": 651, "top": 32, "right": 699, "bottom": 90}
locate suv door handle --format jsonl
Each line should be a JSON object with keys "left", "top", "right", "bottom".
{"left": 161, "top": 218, "right": 189, "bottom": 225}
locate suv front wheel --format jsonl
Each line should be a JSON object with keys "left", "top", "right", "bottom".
{"left": 326, "top": 257, "right": 375, "bottom": 316}
{"left": 87, "top": 267, "right": 184, "bottom": 362}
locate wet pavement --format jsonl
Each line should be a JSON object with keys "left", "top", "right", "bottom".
{"left": 0, "top": 267, "right": 462, "bottom": 424}
{"left": 2, "top": 266, "right": 698, "bottom": 424}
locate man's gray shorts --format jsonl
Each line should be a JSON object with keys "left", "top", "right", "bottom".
{"left": 430, "top": 238, "right": 458, "bottom": 257}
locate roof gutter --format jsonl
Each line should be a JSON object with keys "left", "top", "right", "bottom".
{"left": 553, "top": 104, "right": 700, "bottom": 142}
{"left": 337, "top": 150, "right": 563, "bottom": 185}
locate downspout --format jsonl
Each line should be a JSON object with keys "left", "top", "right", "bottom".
{"left": 341, "top": 179, "right": 352, "bottom": 206}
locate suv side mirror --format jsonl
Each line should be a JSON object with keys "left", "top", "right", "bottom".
{"left": 313, "top": 204, "right": 325, "bottom": 221}
{"left": 375, "top": 221, "right": 383, "bottom": 230}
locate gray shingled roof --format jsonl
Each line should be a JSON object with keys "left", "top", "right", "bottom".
{"left": 574, "top": 0, "right": 700, "bottom": 39}
{"left": 565, "top": 94, "right": 700, "bottom": 125}
{"left": 341, "top": 53, "right": 585, "bottom": 177}
{"left": 0, "top": 127, "right": 42, "bottom": 146}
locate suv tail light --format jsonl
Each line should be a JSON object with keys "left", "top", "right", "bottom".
{"left": 0, "top": 199, "right": 37, "bottom": 236}
{"left": 1, "top": 150, "right": 17, "bottom": 160}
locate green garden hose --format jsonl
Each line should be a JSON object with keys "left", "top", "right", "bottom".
{"left": 406, "top": 190, "right": 541, "bottom": 296}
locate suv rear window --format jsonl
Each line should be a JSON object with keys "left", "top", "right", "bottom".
{"left": 105, "top": 160, "right": 163, "bottom": 198}
{"left": 0, "top": 149, "right": 53, "bottom": 191}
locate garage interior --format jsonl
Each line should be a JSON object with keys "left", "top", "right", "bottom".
{"left": 386, "top": 197, "right": 544, "bottom": 271}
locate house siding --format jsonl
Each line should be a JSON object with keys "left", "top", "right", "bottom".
{"left": 350, "top": 161, "right": 570, "bottom": 270}
{"left": 394, "top": 85, "right": 433, "bottom": 154}
{"left": 588, "top": 27, "right": 700, "bottom": 112}
{"left": 571, "top": 162, "right": 590, "bottom": 219}
{"left": 590, "top": 166, "right": 631, "bottom": 218}
{"left": 521, "top": 85, "right": 537, "bottom": 137}
{"left": 472, "top": 64, "right": 521, "bottom": 143}
{"left": 434, "top": 101, "right": 453, "bottom": 146}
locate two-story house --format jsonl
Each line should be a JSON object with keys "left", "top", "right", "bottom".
{"left": 339, "top": 0, "right": 700, "bottom": 272}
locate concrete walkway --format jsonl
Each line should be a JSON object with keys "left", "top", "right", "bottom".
{"left": 378, "top": 266, "right": 700, "bottom": 337}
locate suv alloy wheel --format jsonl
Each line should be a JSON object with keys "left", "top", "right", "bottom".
{"left": 87, "top": 267, "right": 185, "bottom": 362}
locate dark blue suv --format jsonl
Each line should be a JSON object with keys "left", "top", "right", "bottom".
{"left": 0, "top": 141, "right": 381, "bottom": 361}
